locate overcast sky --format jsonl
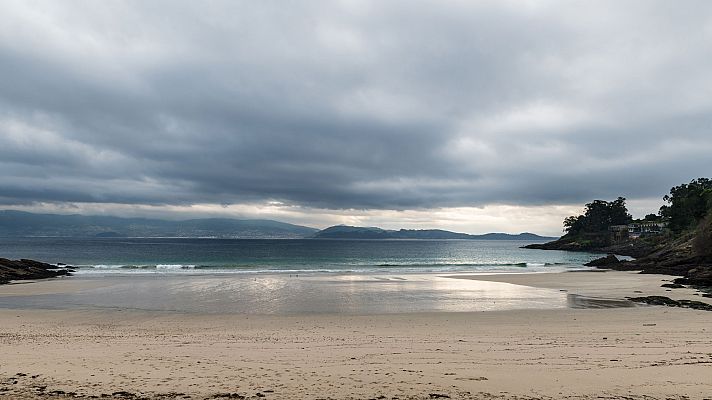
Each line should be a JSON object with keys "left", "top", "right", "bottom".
{"left": 1, "top": 1, "right": 711, "bottom": 235}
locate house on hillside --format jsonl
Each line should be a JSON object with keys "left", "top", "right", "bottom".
{"left": 609, "top": 222, "right": 667, "bottom": 242}
{"left": 609, "top": 225, "right": 630, "bottom": 242}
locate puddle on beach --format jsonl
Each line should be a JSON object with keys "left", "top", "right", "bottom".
{"left": 566, "top": 294, "right": 636, "bottom": 309}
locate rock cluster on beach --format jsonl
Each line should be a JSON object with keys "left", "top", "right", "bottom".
{"left": 675, "top": 266, "right": 712, "bottom": 287}
{"left": 0, "top": 258, "right": 74, "bottom": 284}
{"left": 627, "top": 295, "right": 712, "bottom": 311}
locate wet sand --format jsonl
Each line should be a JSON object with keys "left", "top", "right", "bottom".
{"left": 1, "top": 270, "right": 711, "bottom": 399}
{"left": 453, "top": 270, "right": 711, "bottom": 303}
{"left": 0, "top": 273, "right": 573, "bottom": 314}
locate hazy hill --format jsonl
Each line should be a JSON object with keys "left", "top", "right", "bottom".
{"left": 0, "top": 210, "right": 318, "bottom": 238}
{"left": 312, "top": 225, "right": 554, "bottom": 240}
{"left": 0, "top": 211, "right": 556, "bottom": 241}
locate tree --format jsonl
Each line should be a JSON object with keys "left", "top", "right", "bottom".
{"left": 644, "top": 213, "right": 660, "bottom": 222}
{"left": 563, "top": 197, "right": 632, "bottom": 235}
{"left": 659, "top": 178, "right": 712, "bottom": 232}
{"left": 563, "top": 215, "right": 583, "bottom": 233}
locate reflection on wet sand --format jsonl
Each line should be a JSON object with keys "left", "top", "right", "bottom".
{"left": 0, "top": 273, "right": 572, "bottom": 314}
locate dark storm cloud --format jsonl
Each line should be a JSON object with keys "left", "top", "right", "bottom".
{"left": 1, "top": 0, "right": 711, "bottom": 210}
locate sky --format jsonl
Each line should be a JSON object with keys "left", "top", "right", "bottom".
{"left": 1, "top": 1, "right": 711, "bottom": 236}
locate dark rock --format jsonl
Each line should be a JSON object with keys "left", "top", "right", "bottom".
{"left": 429, "top": 395, "right": 451, "bottom": 399}
{"left": 524, "top": 236, "right": 654, "bottom": 258}
{"left": 675, "top": 266, "right": 712, "bottom": 287}
{"left": 584, "top": 254, "right": 620, "bottom": 267}
{"left": 629, "top": 296, "right": 680, "bottom": 306}
{"left": 0, "top": 258, "right": 74, "bottom": 285}
{"left": 210, "top": 394, "right": 245, "bottom": 399}
{"left": 628, "top": 296, "right": 712, "bottom": 311}
{"left": 111, "top": 391, "right": 136, "bottom": 398}
{"left": 661, "top": 283, "right": 685, "bottom": 289}
{"left": 668, "top": 299, "right": 712, "bottom": 311}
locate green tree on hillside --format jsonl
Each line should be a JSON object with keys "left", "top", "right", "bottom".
{"left": 643, "top": 213, "right": 661, "bottom": 222}
{"left": 563, "top": 197, "right": 632, "bottom": 235}
{"left": 659, "top": 178, "right": 712, "bottom": 233}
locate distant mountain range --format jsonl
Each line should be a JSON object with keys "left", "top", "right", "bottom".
{"left": 0, "top": 211, "right": 555, "bottom": 240}
{"left": 311, "top": 225, "right": 555, "bottom": 241}
{"left": 0, "top": 210, "right": 318, "bottom": 238}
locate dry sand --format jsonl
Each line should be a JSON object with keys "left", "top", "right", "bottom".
{"left": 1, "top": 270, "right": 711, "bottom": 400}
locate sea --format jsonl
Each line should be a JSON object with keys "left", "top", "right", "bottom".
{"left": 0, "top": 238, "right": 606, "bottom": 314}
{"left": 0, "top": 237, "right": 595, "bottom": 274}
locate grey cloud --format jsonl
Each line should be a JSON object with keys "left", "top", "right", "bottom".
{"left": 1, "top": 0, "right": 711, "bottom": 211}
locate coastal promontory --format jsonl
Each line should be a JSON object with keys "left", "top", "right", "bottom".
{"left": 0, "top": 258, "right": 74, "bottom": 285}
{"left": 525, "top": 178, "right": 712, "bottom": 288}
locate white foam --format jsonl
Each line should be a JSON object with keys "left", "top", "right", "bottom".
{"left": 85, "top": 264, "right": 125, "bottom": 269}
{"left": 156, "top": 264, "right": 195, "bottom": 270}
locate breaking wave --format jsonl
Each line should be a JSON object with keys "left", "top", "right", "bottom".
{"left": 72, "top": 261, "right": 584, "bottom": 275}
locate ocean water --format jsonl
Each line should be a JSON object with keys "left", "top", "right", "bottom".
{"left": 0, "top": 237, "right": 597, "bottom": 275}
{"left": 0, "top": 238, "right": 607, "bottom": 314}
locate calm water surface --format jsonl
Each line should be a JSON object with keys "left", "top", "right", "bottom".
{"left": 0, "top": 237, "right": 597, "bottom": 274}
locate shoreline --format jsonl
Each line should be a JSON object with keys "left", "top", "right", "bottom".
{"left": 1, "top": 271, "right": 712, "bottom": 399}
{"left": 4, "top": 269, "right": 711, "bottom": 313}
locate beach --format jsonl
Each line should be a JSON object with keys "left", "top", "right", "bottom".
{"left": 1, "top": 271, "right": 711, "bottom": 400}
{"left": 4, "top": 0, "right": 712, "bottom": 398}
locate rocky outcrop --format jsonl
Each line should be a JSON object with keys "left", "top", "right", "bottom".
{"left": 605, "top": 230, "right": 710, "bottom": 277}
{"left": 523, "top": 235, "right": 656, "bottom": 258}
{"left": 0, "top": 258, "right": 74, "bottom": 284}
{"left": 674, "top": 266, "right": 712, "bottom": 287}
{"left": 526, "top": 226, "right": 712, "bottom": 289}
{"left": 583, "top": 254, "right": 622, "bottom": 267}
{"left": 524, "top": 240, "right": 594, "bottom": 252}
